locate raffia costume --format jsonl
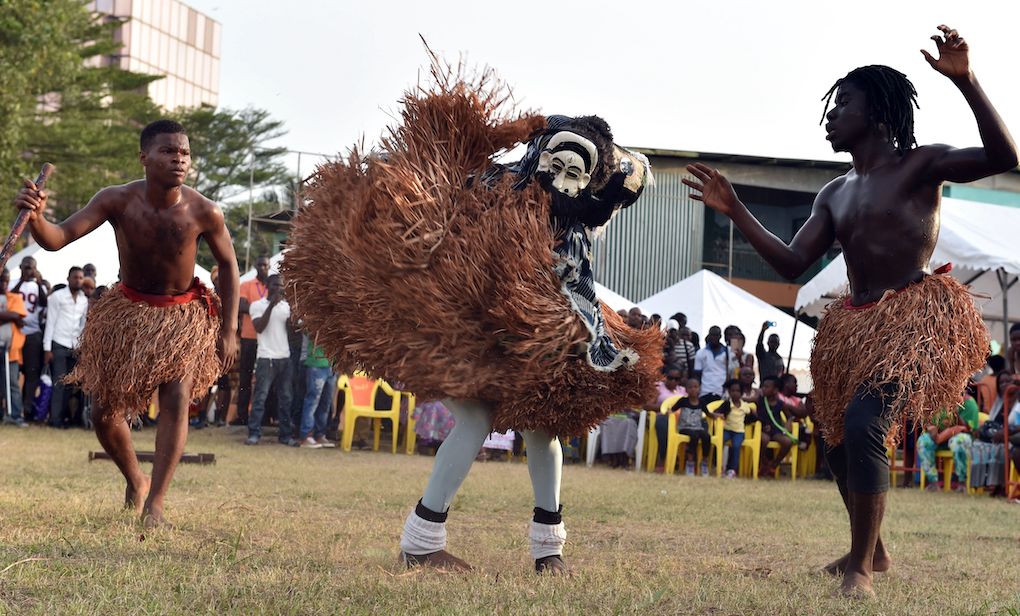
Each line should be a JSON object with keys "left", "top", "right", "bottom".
{"left": 67, "top": 278, "right": 222, "bottom": 421}
{"left": 282, "top": 63, "right": 661, "bottom": 571}
{"left": 810, "top": 266, "right": 988, "bottom": 446}
{"left": 282, "top": 70, "right": 661, "bottom": 437}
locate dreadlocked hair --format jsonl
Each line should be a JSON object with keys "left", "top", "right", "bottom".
{"left": 820, "top": 65, "right": 919, "bottom": 154}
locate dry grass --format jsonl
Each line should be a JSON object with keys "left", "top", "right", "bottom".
{"left": 0, "top": 425, "right": 1018, "bottom": 615}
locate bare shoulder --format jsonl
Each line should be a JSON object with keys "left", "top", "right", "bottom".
{"left": 906, "top": 144, "right": 954, "bottom": 162}
{"left": 92, "top": 180, "right": 145, "bottom": 210}
{"left": 182, "top": 186, "right": 225, "bottom": 227}
{"left": 813, "top": 175, "right": 847, "bottom": 211}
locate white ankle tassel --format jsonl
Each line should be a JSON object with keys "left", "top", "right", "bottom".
{"left": 400, "top": 509, "right": 447, "bottom": 555}
{"left": 529, "top": 521, "right": 567, "bottom": 559}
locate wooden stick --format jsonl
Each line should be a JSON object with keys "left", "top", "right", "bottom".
{"left": 88, "top": 451, "right": 217, "bottom": 465}
{"left": 0, "top": 163, "right": 54, "bottom": 270}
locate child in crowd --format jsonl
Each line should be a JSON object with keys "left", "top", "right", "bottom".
{"left": 669, "top": 378, "right": 720, "bottom": 476}
{"left": 718, "top": 379, "right": 757, "bottom": 478}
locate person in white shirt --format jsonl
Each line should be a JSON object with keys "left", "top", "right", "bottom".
{"left": 43, "top": 266, "right": 88, "bottom": 427}
{"left": 12, "top": 256, "right": 49, "bottom": 417}
{"left": 245, "top": 275, "right": 295, "bottom": 445}
{"left": 693, "top": 325, "right": 730, "bottom": 401}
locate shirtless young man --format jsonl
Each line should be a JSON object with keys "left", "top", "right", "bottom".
{"left": 15, "top": 120, "right": 240, "bottom": 528}
{"left": 684, "top": 26, "right": 1016, "bottom": 597}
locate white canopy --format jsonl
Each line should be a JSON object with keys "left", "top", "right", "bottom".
{"left": 639, "top": 269, "right": 816, "bottom": 388}
{"left": 594, "top": 282, "right": 635, "bottom": 313}
{"left": 9, "top": 222, "right": 212, "bottom": 288}
{"left": 795, "top": 197, "right": 1020, "bottom": 346}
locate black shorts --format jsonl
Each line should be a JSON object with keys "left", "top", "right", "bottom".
{"left": 824, "top": 385, "right": 894, "bottom": 494}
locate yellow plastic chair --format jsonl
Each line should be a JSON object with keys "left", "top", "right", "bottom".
{"left": 704, "top": 402, "right": 726, "bottom": 477}
{"left": 645, "top": 409, "right": 665, "bottom": 472}
{"left": 765, "top": 420, "right": 800, "bottom": 480}
{"left": 736, "top": 404, "right": 761, "bottom": 479}
{"left": 403, "top": 392, "right": 417, "bottom": 455}
{"left": 796, "top": 417, "right": 817, "bottom": 478}
{"left": 340, "top": 373, "right": 402, "bottom": 453}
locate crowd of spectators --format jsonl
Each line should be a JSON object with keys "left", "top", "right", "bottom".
{"left": 2, "top": 256, "right": 1016, "bottom": 498}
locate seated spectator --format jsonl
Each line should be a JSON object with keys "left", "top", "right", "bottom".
{"left": 413, "top": 400, "right": 456, "bottom": 455}
{"left": 917, "top": 388, "right": 979, "bottom": 490}
{"left": 651, "top": 367, "right": 688, "bottom": 466}
{"left": 668, "top": 378, "right": 719, "bottom": 476}
{"left": 971, "top": 371, "right": 1018, "bottom": 492}
{"left": 717, "top": 379, "right": 757, "bottom": 478}
{"left": 777, "top": 373, "right": 811, "bottom": 450}
{"left": 755, "top": 376, "right": 794, "bottom": 477}
{"left": 599, "top": 409, "right": 639, "bottom": 469}
{"left": 738, "top": 366, "right": 759, "bottom": 402}
{"left": 975, "top": 355, "right": 1007, "bottom": 413}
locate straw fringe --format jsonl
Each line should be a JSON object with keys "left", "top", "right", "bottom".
{"left": 66, "top": 286, "right": 222, "bottom": 422}
{"left": 810, "top": 274, "right": 988, "bottom": 445}
{"left": 282, "top": 60, "right": 661, "bottom": 436}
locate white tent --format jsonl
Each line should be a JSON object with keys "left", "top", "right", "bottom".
{"left": 795, "top": 197, "right": 1020, "bottom": 348}
{"left": 594, "top": 282, "right": 635, "bottom": 313}
{"left": 639, "top": 269, "right": 816, "bottom": 388}
{"left": 240, "top": 250, "right": 285, "bottom": 283}
{"left": 9, "top": 222, "right": 212, "bottom": 288}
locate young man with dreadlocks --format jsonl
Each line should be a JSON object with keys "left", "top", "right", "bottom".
{"left": 683, "top": 25, "right": 1016, "bottom": 597}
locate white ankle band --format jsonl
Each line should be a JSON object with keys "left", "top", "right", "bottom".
{"left": 529, "top": 521, "right": 566, "bottom": 559}
{"left": 400, "top": 509, "right": 447, "bottom": 556}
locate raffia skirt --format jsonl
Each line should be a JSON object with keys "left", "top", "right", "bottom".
{"left": 810, "top": 273, "right": 988, "bottom": 445}
{"left": 66, "top": 285, "right": 222, "bottom": 422}
{"left": 281, "top": 66, "right": 662, "bottom": 437}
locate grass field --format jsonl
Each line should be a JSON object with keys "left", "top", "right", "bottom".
{"left": 1, "top": 425, "right": 1018, "bottom": 615}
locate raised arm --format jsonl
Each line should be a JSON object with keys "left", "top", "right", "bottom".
{"left": 14, "top": 182, "right": 113, "bottom": 251}
{"left": 201, "top": 202, "right": 240, "bottom": 370}
{"left": 918, "top": 25, "right": 1019, "bottom": 183}
{"left": 683, "top": 164, "right": 836, "bottom": 280}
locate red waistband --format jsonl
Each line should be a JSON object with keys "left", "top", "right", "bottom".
{"left": 842, "top": 263, "right": 953, "bottom": 311}
{"left": 120, "top": 277, "right": 217, "bottom": 317}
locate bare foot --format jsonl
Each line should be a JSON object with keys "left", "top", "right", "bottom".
{"left": 124, "top": 477, "right": 150, "bottom": 514}
{"left": 838, "top": 570, "right": 876, "bottom": 599}
{"left": 823, "top": 549, "right": 891, "bottom": 576}
{"left": 402, "top": 549, "right": 472, "bottom": 572}
{"left": 140, "top": 504, "right": 175, "bottom": 530}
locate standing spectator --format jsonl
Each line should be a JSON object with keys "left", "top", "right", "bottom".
{"left": 0, "top": 269, "right": 28, "bottom": 427}
{"left": 756, "top": 321, "right": 785, "bottom": 381}
{"left": 297, "top": 337, "right": 337, "bottom": 448}
{"left": 43, "top": 267, "right": 87, "bottom": 428}
{"left": 670, "top": 326, "right": 697, "bottom": 378}
{"left": 245, "top": 275, "right": 295, "bottom": 446}
{"left": 693, "top": 326, "right": 729, "bottom": 402}
{"left": 649, "top": 314, "right": 662, "bottom": 330}
{"left": 235, "top": 255, "right": 271, "bottom": 425}
{"left": 1008, "top": 323, "right": 1020, "bottom": 374}
{"left": 82, "top": 263, "right": 97, "bottom": 281}
{"left": 668, "top": 378, "right": 717, "bottom": 476}
{"left": 81, "top": 277, "right": 96, "bottom": 298}
{"left": 12, "top": 256, "right": 48, "bottom": 418}
{"left": 718, "top": 379, "right": 756, "bottom": 478}
{"left": 755, "top": 376, "right": 794, "bottom": 477}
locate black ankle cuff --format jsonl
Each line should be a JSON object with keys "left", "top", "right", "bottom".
{"left": 415, "top": 499, "right": 448, "bottom": 523}
{"left": 533, "top": 505, "right": 563, "bottom": 525}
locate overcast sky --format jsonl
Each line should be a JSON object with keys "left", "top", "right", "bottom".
{"left": 186, "top": 0, "right": 1020, "bottom": 175}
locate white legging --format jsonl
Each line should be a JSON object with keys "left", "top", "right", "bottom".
{"left": 420, "top": 398, "right": 561, "bottom": 514}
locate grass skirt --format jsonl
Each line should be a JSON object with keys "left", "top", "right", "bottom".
{"left": 810, "top": 274, "right": 988, "bottom": 445}
{"left": 282, "top": 63, "right": 662, "bottom": 436}
{"left": 66, "top": 286, "right": 222, "bottom": 422}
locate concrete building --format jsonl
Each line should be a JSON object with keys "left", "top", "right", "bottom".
{"left": 593, "top": 148, "right": 1020, "bottom": 310}
{"left": 88, "top": 0, "right": 221, "bottom": 110}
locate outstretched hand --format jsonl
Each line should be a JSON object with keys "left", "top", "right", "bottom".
{"left": 683, "top": 163, "right": 741, "bottom": 217}
{"left": 921, "top": 25, "right": 970, "bottom": 80}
